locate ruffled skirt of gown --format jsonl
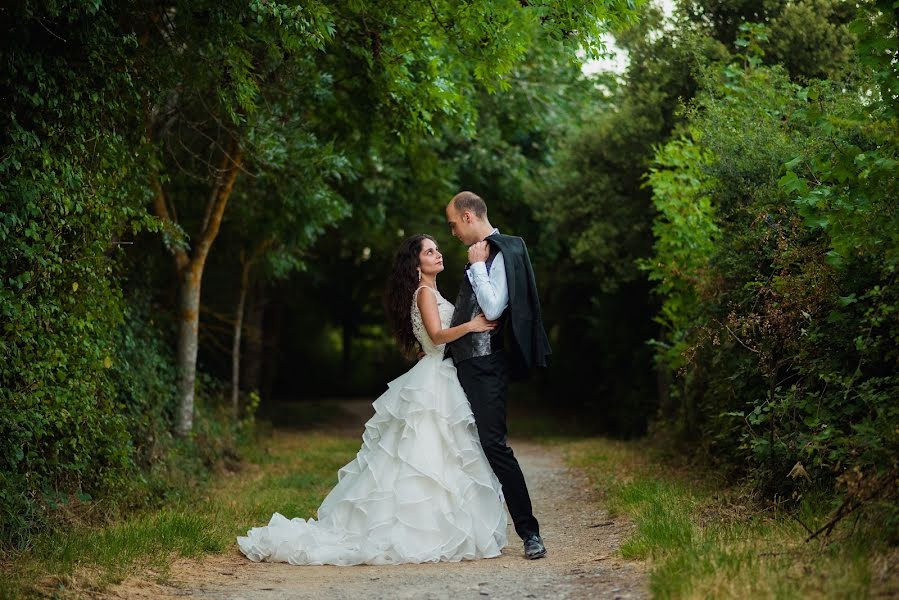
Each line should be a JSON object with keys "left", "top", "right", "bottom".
{"left": 236, "top": 354, "right": 509, "bottom": 565}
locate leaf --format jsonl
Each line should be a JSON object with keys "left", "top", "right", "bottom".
{"left": 778, "top": 171, "right": 809, "bottom": 195}
{"left": 803, "top": 214, "right": 829, "bottom": 229}
{"left": 784, "top": 155, "right": 803, "bottom": 170}
{"left": 838, "top": 294, "right": 857, "bottom": 306}
{"left": 825, "top": 250, "right": 844, "bottom": 268}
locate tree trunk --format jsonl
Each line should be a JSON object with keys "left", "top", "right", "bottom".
{"left": 162, "top": 138, "right": 243, "bottom": 437}
{"left": 231, "top": 256, "right": 252, "bottom": 420}
{"left": 175, "top": 266, "right": 202, "bottom": 436}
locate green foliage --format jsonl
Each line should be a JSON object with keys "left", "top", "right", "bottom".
{"left": 850, "top": 0, "right": 899, "bottom": 119}
{"left": 0, "top": 2, "right": 150, "bottom": 547}
{"left": 528, "top": 3, "right": 728, "bottom": 434}
{"left": 0, "top": 1, "right": 258, "bottom": 548}
{"left": 678, "top": 0, "right": 791, "bottom": 45}
{"left": 532, "top": 0, "right": 891, "bottom": 507}
{"left": 640, "top": 132, "right": 719, "bottom": 370}
{"left": 276, "top": 19, "right": 618, "bottom": 399}
{"left": 110, "top": 293, "right": 179, "bottom": 472}
{"left": 643, "top": 13, "right": 899, "bottom": 524}
{"left": 763, "top": 0, "right": 856, "bottom": 81}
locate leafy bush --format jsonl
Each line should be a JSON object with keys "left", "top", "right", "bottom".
{"left": 642, "top": 19, "right": 898, "bottom": 531}
{"left": 0, "top": 3, "right": 257, "bottom": 548}
{"left": 0, "top": 3, "right": 148, "bottom": 547}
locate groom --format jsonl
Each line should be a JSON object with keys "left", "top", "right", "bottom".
{"left": 444, "top": 191, "right": 552, "bottom": 560}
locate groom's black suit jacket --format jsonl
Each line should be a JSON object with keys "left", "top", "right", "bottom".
{"left": 484, "top": 233, "right": 552, "bottom": 381}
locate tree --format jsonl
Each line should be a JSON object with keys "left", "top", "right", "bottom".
{"left": 221, "top": 113, "right": 351, "bottom": 417}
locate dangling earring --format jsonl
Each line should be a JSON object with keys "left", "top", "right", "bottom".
{"left": 417, "top": 269, "right": 422, "bottom": 282}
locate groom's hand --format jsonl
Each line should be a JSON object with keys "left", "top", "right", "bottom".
{"left": 468, "top": 241, "right": 489, "bottom": 264}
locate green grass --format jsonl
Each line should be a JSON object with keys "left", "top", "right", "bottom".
{"left": 0, "top": 403, "right": 362, "bottom": 599}
{"left": 557, "top": 437, "right": 896, "bottom": 599}
{"left": 613, "top": 479, "right": 696, "bottom": 560}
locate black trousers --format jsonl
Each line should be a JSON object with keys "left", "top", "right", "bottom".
{"left": 455, "top": 351, "right": 540, "bottom": 540}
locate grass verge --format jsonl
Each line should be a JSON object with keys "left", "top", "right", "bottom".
{"left": 0, "top": 401, "right": 361, "bottom": 599}
{"left": 553, "top": 436, "right": 897, "bottom": 599}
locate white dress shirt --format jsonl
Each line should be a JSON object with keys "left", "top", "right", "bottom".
{"left": 466, "top": 228, "right": 509, "bottom": 321}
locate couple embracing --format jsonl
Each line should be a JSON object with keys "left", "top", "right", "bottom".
{"left": 238, "top": 191, "right": 552, "bottom": 565}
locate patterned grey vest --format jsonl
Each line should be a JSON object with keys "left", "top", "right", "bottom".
{"left": 445, "top": 245, "right": 507, "bottom": 363}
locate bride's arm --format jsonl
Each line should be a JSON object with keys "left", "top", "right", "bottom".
{"left": 417, "top": 289, "right": 496, "bottom": 345}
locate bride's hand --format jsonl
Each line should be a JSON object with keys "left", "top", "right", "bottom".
{"left": 468, "top": 314, "right": 498, "bottom": 333}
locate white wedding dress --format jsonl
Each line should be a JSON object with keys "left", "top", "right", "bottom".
{"left": 237, "top": 286, "right": 508, "bottom": 565}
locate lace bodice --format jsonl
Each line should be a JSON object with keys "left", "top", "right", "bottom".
{"left": 411, "top": 286, "right": 455, "bottom": 357}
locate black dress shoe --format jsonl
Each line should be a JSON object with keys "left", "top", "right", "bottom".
{"left": 523, "top": 534, "right": 546, "bottom": 559}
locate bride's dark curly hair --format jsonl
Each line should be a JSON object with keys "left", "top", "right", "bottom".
{"left": 385, "top": 234, "right": 436, "bottom": 358}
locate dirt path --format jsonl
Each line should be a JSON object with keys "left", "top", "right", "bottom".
{"left": 107, "top": 403, "right": 649, "bottom": 599}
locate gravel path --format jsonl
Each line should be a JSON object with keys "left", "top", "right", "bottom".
{"left": 107, "top": 403, "right": 649, "bottom": 599}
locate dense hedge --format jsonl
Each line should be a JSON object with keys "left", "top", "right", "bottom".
{"left": 0, "top": 3, "right": 246, "bottom": 548}
{"left": 1, "top": 4, "right": 147, "bottom": 545}
{"left": 643, "top": 19, "right": 898, "bottom": 527}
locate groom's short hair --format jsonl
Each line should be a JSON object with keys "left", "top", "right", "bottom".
{"left": 452, "top": 191, "right": 487, "bottom": 219}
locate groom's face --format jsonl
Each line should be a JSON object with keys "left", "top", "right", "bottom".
{"left": 446, "top": 203, "right": 477, "bottom": 246}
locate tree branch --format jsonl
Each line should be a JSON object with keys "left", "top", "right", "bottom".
{"left": 195, "top": 136, "right": 243, "bottom": 264}
{"left": 150, "top": 171, "right": 189, "bottom": 274}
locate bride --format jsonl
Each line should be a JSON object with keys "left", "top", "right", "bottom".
{"left": 237, "top": 234, "right": 509, "bottom": 565}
